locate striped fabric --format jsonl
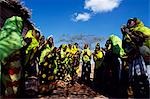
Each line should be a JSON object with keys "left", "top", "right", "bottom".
{"left": 0, "top": 16, "right": 23, "bottom": 62}
{"left": 129, "top": 56, "right": 148, "bottom": 82}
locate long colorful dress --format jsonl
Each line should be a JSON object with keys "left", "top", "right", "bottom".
{"left": 81, "top": 47, "right": 92, "bottom": 83}
{"left": 39, "top": 44, "right": 54, "bottom": 84}
{"left": 122, "top": 27, "right": 149, "bottom": 98}
{"left": 24, "top": 30, "right": 39, "bottom": 77}
{"left": 23, "top": 30, "right": 40, "bottom": 97}
{"left": 93, "top": 48, "right": 104, "bottom": 84}
{"left": 0, "top": 16, "right": 24, "bottom": 97}
{"left": 56, "top": 44, "right": 68, "bottom": 81}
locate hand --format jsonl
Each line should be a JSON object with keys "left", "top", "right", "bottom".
{"left": 124, "top": 28, "right": 130, "bottom": 34}
{"left": 121, "top": 24, "right": 131, "bottom": 35}
{"left": 121, "top": 24, "right": 127, "bottom": 33}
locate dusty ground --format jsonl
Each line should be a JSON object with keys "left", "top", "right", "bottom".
{"left": 38, "top": 82, "right": 108, "bottom": 99}
{"left": 38, "top": 63, "right": 108, "bottom": 99}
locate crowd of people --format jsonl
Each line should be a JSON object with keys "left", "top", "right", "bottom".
{"left": 0, "top": 16, "right": 150, "bottom": 98}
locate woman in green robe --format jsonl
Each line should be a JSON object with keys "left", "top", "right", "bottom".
{"left": 0, "top": 16, "right": 24, "bottom": 97}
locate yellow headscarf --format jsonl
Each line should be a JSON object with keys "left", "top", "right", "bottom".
{"left": 25, "top": 30, "right": 39, "bottom": 54}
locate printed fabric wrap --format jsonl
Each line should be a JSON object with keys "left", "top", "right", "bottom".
{"left": 0, "top": 62, "right": 2, "bottom": 81}
{"left": 122, "top": 33, "right": 137, "bottom": 54}
{"left": 71, "top": 45, "right": 78, "bottom": 54}
{"left": 82, "top": 48, "right": 91, "bottom": 62}
{"left": 25, "top": 30, "right": 39, "bottom": 54}
{"left": 94, "top": 50, "right": 103, "bottom": 61}
{"left": 40, "top": 44, "right": 53, "bottom": 64}
{"left": 129, "top": 55, "right": 148, "bottom": 82}
{"left": 109, "top": 34, "right": 125, "bottom": 57}
{"left": 0, "top": 16, "right": 23, "bottom": 62}
{"left": 130, "top": 19, "right": 150, "bottom": 48}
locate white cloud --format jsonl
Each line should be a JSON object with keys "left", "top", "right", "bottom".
{"left": 85, "top": 0, "right": 121, "bottom": 13}
{"left": 72, "top": 0, "right": 122, "bottom": 22}
{"left": 73, "top": 12, "right": 91, "bottom": 22}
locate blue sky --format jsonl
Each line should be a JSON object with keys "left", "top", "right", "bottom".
{"left": 22, "top": 0, "right": 150, "bottom": 47}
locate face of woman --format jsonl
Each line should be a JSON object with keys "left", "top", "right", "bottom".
{"left": 127, "top": 20, "right": 136, "bottom": 28}
{"left": 68, "top": 44, "right": 72, "bottom": 49}
{"left": 75, "top": 43, "right": 78, "bottom": 48}
{"left": 96, "top": 46, "right": 100, "bottom": 50}
{"left": 36, "top": 32, "right": 40, "bottom": 40}
{"left": 47, "top": 37, "right": 53, "bottom": 45}
{"left": 84, "top": 44, "right": 88, "bottom": 49}
{"left": 49, "top": 37, "right": 53, "bottom": 43}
